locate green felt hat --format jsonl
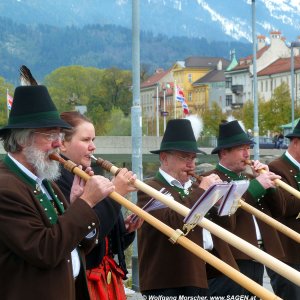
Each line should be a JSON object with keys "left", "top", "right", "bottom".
{"left": 211, "top": 120, "right": 254, "bottom": 154}
{"left": 150, "top": 119, "right": 201, "bottom": 154}
{"left": 0, "top": 85, "right": 71, "bottom": 136}
{"left": 285, "top": 120, "right": 300, "bottom": 138}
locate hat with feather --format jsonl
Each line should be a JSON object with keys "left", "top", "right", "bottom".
{"left": 0, "top": 65, "right": 71, "bottom": 136}
{"left": 211, "top": 120, "right": 254, "bottom": 154}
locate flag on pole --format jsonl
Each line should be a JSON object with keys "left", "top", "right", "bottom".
{"left": 7, "top": 91, "right": 13, "bottom": 110}
{"left": 176, "top": 85, "right": 189, "bottom": 115}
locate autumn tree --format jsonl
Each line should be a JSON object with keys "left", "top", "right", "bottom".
{"left": 261, "top": 82, "right": 291, "bottom": 134}
{"left": 201, "top": 102, "right": 226, "bottom": 136}
{"left": 44, "top": 65, "right": 133, "bottom": 135}
{"left": 45, "top": 66, "right": 104, "bottom": 112}
{"left": 100, "top": 67, "right": 132, "bottom": 115}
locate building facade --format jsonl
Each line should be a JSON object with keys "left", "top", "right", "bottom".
{"left": 225, "top": 31, "right": 294, "bottom": 112}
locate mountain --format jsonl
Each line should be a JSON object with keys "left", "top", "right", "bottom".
{"left": 1, "top": 0, "right": 300, "bottom": 42}
{"left": 0, "top": 0, "right": 298, "bottom": 83}
{"left": 0, "top": 18, "right": 251, "bottom": 84}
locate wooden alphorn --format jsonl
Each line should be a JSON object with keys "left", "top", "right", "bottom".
{"left": 188, "top": 171, "right": 300, "bottom": 244}
{"left": 49, "top": 153, "right": 281, "bottom": 300}
{"left": 91, "top": 155, "right": 300, "bottom": 286}
{"left": 245, "top": 159, "right": 300, "bottom": 200}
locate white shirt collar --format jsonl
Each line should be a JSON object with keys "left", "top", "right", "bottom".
{"left": 159, "top": 168, "right": 192, "bottom": 190}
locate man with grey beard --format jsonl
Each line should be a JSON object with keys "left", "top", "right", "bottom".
{"left": 0, "top": 85, "right": 123, "bottom": 300}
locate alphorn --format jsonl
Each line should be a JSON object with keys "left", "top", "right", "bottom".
{"left": 245, "top": 159, "right": 300, "bottom": 200}
{"left": 91, "top": 155, "right": 300, "bottom": 286}
{"left": 188, "top": 171, "right": 300, "bottom": 244}
{"left": 49, "top": 153, "right": 280, "bottom": 300}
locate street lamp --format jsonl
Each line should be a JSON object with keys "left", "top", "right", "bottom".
{"left": 290, "top": 41, "right": 300, "bottom": 130}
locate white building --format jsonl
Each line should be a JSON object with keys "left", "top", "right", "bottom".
{"left": 225, "top": 31, "right": 296, "bottom": 111}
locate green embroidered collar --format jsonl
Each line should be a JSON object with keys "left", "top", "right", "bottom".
{"left": 216, "top": 164, "right": 247, "bottom": 181}
{"left": 3, "top": 155, "right": 64, "bottom": 224}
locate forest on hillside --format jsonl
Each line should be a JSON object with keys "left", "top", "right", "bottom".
{"left": 0, "top": 17, "right": 251, "bottom": 84}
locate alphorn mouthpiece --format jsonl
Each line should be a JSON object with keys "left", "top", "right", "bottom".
{"left": 49, "top": 152, "right": 63, "bottom": 163}
{"left": 187, "top": 171, "right": 203, "bottom": 183}
{"left": 244, "top": 159, "right": 252, "bottom": 165}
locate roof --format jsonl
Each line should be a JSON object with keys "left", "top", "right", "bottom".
{"left": 141, "top": 69, "right": 170, "bottom": 88}
{"left": 226, "top": 54, "right": 238, "bottom": 71}
{"left": 230, "top": 45, "right": 269, "bottom": 72}
{"left": 184, "top": 56, "right": 230, "bottom": 69}
{"left": 258, "top": 56, "right": 300, "bottom": 76}
{"left": 193, "top": 69, "right": 225, "bottom": 85}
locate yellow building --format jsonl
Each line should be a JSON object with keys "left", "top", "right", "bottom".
{"left": 171, "top": 57, "right": 230, "bottom": 115}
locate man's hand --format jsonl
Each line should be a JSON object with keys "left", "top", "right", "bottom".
{"left": 124, "top": 214, "right": 144, "bottom": 233}
{"left": 251, "top": 160, "right": 269, "bottom": 177}
{"left": 199, "top": 173, "right": 223, "bottom": 190}
{"left": 256, "top": 172, "right": 281, "bottom": 189}
{"left": 70, "top": 166, "right": 94, "bottom": 204}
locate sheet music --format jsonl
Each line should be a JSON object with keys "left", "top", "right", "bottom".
{"left": 130, "top": 188, "right": 172, "bottom": 223}
{"left": 183, "top": 183, "right": 231, "bottom": 225}
{"left": 218, "top": 180, "right": 249, "bottom": 216}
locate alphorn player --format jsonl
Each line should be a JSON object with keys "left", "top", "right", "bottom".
{"left": 264, "top": 120, "right": 300, "bottom": 299}
{"left": 137, "top": 119, "right": 239, "bottom": 298}
{"left": 0, "top": 85, "right": 116, "bottom": 300}
{"left": 202, "top": 120, "right": 284, "bottom": 297}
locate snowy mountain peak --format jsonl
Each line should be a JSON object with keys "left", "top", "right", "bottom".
{"left": 0, "top": 0, "right": 299, "bottom": 42}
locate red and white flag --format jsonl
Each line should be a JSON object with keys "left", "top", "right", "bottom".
{"left": 176, "top": 86, "right": 189, "bottom": 115}
{"left": 7, "top": 92, "right": 13, "bottom": 110}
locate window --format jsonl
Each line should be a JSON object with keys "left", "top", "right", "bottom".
{"left": 226, "top": 77, "right": 232, "bottom": 88}
{"left": 188, "top": 74, "right": 192, "bottom": 83}
{"left": 226, "top": 95, "right": 232, "bottom": 106}
{"left": 188, "top": 92, "right": 192, "bottom": 101}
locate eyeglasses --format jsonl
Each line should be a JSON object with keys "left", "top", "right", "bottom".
{"left": 168, "top": 152, "right": 198, "bottom": 164}
{"left": 34, "top": 131, "right": 65, "bottom": 142}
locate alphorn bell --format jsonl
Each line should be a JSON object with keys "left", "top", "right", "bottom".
{"left": 245, "top": 159, "right": 300, "bottom": 200}
{"left": 188, "top": 171, "right": 300, "bottom": 244}
{"left": 49, "top": 153, "right": 281, "bottom": 300}
{"left": 91, "top": 155, "right": 300, "bottom": 286}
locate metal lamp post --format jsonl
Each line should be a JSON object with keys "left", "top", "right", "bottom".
{"left": 252, "top": 0, "right": 259, "bottom": 160}
{"left": 290, "top": 41, "right": 300, "bottom": 130}
{"left": 163, "top": 86, "right": 166, "bottom": 131}
{"left": 131, "top": 0, "right": 142, "bottom": 291}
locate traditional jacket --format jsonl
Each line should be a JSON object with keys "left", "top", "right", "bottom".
{"left": 56, "top": 165, "right": 135, "bottom": 277}
{"left": 0, "top": 155, "right": 99, "bottom": 300}
{"left": 203, "top": 164, "right": 284, "bottom": 260}
{"left": 137, "top": 173, "right": 238, "bottom": 292}
{"left": 265, "top": 154, "right": 300, "bottom": 263}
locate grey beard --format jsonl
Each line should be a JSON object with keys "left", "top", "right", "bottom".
{"left": 23, "top": 146, "right": 61, "bottom": 181}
